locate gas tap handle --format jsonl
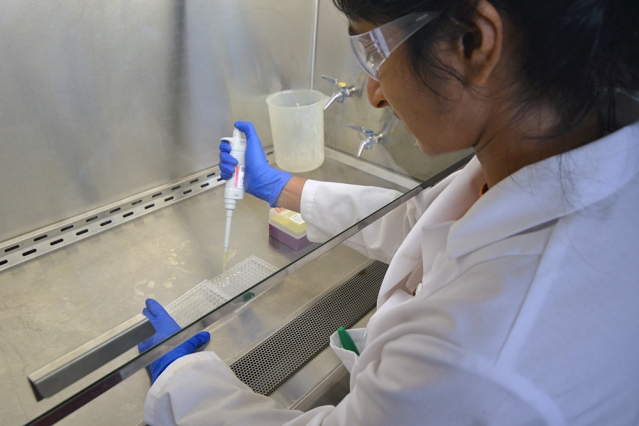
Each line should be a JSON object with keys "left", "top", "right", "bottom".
{"left": 322, "top": 75, "right": 358, "bottom": 110}
{"left": 322, "top": 75, "right": 350, "bottom": 89}
{"left": 348, "top": 124, "right": 374, "bottom": 136}
{"left": 322, "top": 75, "right": 340, "bottom": 86}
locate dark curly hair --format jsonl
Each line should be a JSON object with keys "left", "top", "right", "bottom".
{"left": 333, "top": 0, "right": 639, "bottom": 134}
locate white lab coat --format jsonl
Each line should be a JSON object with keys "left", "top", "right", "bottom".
{"left": 144, "top": 120, "right": 639, "bottom": 426}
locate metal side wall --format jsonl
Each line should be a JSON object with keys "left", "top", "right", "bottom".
{"left": 0, "top": 0, "right": 314, "bottom": 244}
{"left": 313, "top": 0, "right": 471, "bottom": 182}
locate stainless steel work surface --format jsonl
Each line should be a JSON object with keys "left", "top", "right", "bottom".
{"left": 57, "top": 244, "right": 375, "bottom": 426}
{"left": 0, "top": 155, "right": 410, "bottom": 425}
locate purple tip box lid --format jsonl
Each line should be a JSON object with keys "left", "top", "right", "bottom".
{"left": 269, "top": 224, "right": 312, "bottom": 251}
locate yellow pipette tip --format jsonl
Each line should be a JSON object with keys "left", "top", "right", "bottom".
{"left": 223, "top": 249, "right": 228, "bottom": 272}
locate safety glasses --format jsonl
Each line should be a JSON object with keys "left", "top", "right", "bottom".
{"left": 349, "top": 12, "right": 438, "bottom": 81}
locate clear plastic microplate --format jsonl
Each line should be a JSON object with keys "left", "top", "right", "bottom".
{"left": 166, "top": 255, "right": 278, "bottom": 328}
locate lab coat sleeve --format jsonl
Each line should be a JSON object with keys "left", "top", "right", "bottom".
{"left": 300, "top": 174, "right": 458, "bottom": 264}
{"left": 143, "top": 351, "right": 329, "bottom": 426}
{"left": 144, "top": 338, "right": 554, "bottom": 426}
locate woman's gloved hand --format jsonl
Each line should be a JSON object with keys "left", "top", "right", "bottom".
{"left": 138, "top": 298, "right": 210, "bottom": 384}
{"left": 219, "top": 121, "right": 292, "bottom": 207}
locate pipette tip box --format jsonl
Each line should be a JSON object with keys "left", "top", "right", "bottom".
{"left": 269, "top": 208, "right": 311, "bottom": 251}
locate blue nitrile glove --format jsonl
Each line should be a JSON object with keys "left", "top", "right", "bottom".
{"left": 219, "top": 121, "right": 293, "bottom": 207}
{"left": 138, "top": 298, "right": 210, "bottom": 384}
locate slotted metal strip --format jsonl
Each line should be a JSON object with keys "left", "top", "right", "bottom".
{"left": 0, "top": 149, "right": 278, "bottom": 273}
{"left": 0, "top": 165, "right": 225, "bottom": 272}
{"left": 230, "top": 261, "right": 388, "bottom": 396}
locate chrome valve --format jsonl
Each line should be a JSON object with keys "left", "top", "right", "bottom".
{"left": 322, "top": 75, "right": 359, "bottom": 110}
{"left": 348, "top": 124, "right": 384, "bottom": 157}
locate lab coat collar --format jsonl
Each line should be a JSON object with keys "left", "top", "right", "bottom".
{"left": 447, "top": 119, "right": 639, "bottom": 259}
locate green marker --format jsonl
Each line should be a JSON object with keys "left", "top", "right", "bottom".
{"left": 337, "top": 326, "right": 360, "bottom": 356}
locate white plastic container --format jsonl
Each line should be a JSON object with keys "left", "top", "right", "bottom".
{"left": 266, "top": 89, "right": 328, "bottom": 173}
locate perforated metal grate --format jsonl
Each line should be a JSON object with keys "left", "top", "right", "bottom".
{"left": 230, "top": 261, "right": 388, "bottom": 396}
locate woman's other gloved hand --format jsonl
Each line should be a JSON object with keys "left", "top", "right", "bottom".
{"left": 219, "top": 121, "right": 292, "bottom": 207}
{"left": 138, "top": 298, "right": 210, "bottom": 384}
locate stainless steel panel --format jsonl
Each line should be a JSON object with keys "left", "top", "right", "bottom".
{"left": 0, "top": 0, "right": 177, "bottom": 242}
{"left": 0, "top": 0, "right": 315, "bottom": 243}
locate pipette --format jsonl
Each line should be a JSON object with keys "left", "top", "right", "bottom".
{"left": 221, "top": 129, "right": 247, "bottom": 271}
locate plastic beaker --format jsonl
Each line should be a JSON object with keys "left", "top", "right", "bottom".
{"left": 266, "top": 89, "right": 328, "bottom": 173}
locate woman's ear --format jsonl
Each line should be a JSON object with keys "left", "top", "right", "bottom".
{"left": 456, "top": 0, "right": 503, "bottom": 86}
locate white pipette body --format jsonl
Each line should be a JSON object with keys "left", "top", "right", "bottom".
{"left": 221, "top": 129, "right": 246, "bottom": 253}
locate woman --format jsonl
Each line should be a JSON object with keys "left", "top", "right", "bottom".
{"left": 142, "top": 0, "right": 639, "bottom": 424}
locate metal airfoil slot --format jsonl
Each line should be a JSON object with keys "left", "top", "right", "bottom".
{"left": 0, "top": 162, "right": 227, "bottom": 273}
{"left": 28, "top": 314, "right": 156, "bottom": 401}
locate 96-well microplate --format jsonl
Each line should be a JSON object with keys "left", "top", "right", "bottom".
{"left": 166, "top": 255, "right": 278, "bottom": 327}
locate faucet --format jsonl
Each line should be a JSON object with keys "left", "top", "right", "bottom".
{"left": 348, "top": 125, "right": 384, "bottom": 157}
{"left": 322, "top": 75, "right": 359, "bottom": 110}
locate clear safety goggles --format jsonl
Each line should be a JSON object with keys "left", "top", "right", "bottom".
{"left": 349, "top": 12, "right": 438, "bottom": 81}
